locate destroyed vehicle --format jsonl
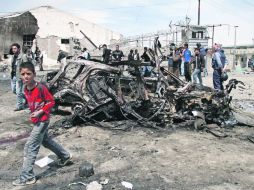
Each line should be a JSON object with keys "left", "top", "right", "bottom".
{"left": 42, "top": 38, "right": 246, "bottom": 131}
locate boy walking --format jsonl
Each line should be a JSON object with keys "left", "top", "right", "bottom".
{"left": 13, "top": 62, "right": 72, "bottom": 186}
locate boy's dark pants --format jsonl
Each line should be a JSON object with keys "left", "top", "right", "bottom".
{"left": 20, "top": 121, "right": 69, "bottom": 181}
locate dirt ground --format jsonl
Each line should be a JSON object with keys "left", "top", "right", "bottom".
{"left": 0, "top": 69, "right": 253, "bottom": 190}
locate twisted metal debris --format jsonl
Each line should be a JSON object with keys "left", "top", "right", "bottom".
{"left": 42, "top": 37, "right": 248, "bottom": 135}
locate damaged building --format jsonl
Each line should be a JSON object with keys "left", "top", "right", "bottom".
{"left": 0, "top": 6, "right": 122, "bottom": 64}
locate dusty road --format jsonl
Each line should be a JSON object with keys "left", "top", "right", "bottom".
{"left": 0, "top": 70, "right": 253, "bottom": 190}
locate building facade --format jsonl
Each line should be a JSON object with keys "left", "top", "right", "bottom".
{"left": 223, "top": 45, "right": 254, "bottom": 68}
{"left": 0, "top": 6, "right": 122, "bottom": 63}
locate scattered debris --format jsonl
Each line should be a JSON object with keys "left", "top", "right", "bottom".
{"left": 35, "top": 156, "right": 54, "bottom": 168}
{"left": 86, "top": 181, "right": 103, "bottom": 190}
{"left": 231, "top": 99, "right": 254, "bottom": 127}
{"left": 68, "top": 181, "right": 87, "bottom": 187}
{"left": 121, "top": 181, "right": 133, "bottom": 189}
{"left": 99, "top": 177, "right": 109, "bottom": 185}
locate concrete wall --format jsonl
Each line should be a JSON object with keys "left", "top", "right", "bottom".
{"left": 37, "top": 36, "right": 60, "bottom": 60}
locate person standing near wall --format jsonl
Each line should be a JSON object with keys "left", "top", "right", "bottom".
{"left": 10, "top": 43, "right": 26, "bottom": 111}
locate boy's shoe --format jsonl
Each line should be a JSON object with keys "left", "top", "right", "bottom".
{"left": 58, "top": 154, "right": 73, "bottom": 166}
{"left": 12, "top": 177, "right": 36, "bottom": 186}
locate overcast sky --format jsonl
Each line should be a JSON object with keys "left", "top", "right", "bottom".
{"left": 1, "top": 0, "right": 254, "bottom": 46}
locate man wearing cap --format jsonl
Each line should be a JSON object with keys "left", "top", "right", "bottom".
{"left": 211, "top": 43, "right": 228, "bottom": 90}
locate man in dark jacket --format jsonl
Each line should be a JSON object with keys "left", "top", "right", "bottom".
{"left": 112, "top": 45, "right": 124, "bottom": 61}
{"left": 101, "top": 44, "right": 111, "bottom": 64}
{"left": 192, "top": 48, "right": 203, "bottom": 86}
{"left": 10, "top": 43, "right": 26, "bottom": 111}
{"left": 128, "top": 49, "right": 134, "bottom": 61}
{"left": 141, "top": 47, "right": 152, "bottom": 77}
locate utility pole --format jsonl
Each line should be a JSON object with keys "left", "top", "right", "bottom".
{"left": 233, "top": 25, "right": 239, "bottom": 70}
{"left": 207, "top": 24, "right": 222, "bottom": 47}
{"left": 212, "top": 25, "right": 215, "bottom": 46}
{"left": 198, "top": 0, "right": 201, "bottom": 25}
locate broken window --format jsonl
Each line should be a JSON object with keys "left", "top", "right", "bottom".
{"left": 61, "top": 39, "right": 70, "bottom": 44}
{"left": 23, "top": 34, "right": 35, "bottom": 48}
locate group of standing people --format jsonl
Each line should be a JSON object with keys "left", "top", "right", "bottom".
{"left": 62, "top": 42, "right": 228, "bottom": 92}
{"left": 127, "top": 49, "right": 140, "bottom": 61}
{"left": 101, "top": 44, "right": 125, "bottom": 64}
{"left": 176, "top": 43, "right": 205, "bottom": 86}
{"left": 169, "top": 42, "right": 228, "bottom": 91}
{"left": 101, "top": 44, "right": 149, "bottom": 63}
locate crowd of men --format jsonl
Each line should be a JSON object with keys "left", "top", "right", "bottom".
{"left": 171, "top": 42, "right": 228, "bottom": 90}
{"left": 98, "top": 42, "right": 228, "bottom": 91}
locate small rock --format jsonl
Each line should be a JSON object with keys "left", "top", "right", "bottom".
{"left": 99, "top": 177, "right": 109, "bottom": 185}
{"left": 79, "top": 161, "right": 94, "bottom": 177}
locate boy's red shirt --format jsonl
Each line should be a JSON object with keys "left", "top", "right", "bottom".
{"left": 24, "top": 83, "right": 55, "bottom": 123}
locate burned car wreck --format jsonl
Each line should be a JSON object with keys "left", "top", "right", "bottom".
{"left": 42, "top": 38, "right": 249, "bottom": 136}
